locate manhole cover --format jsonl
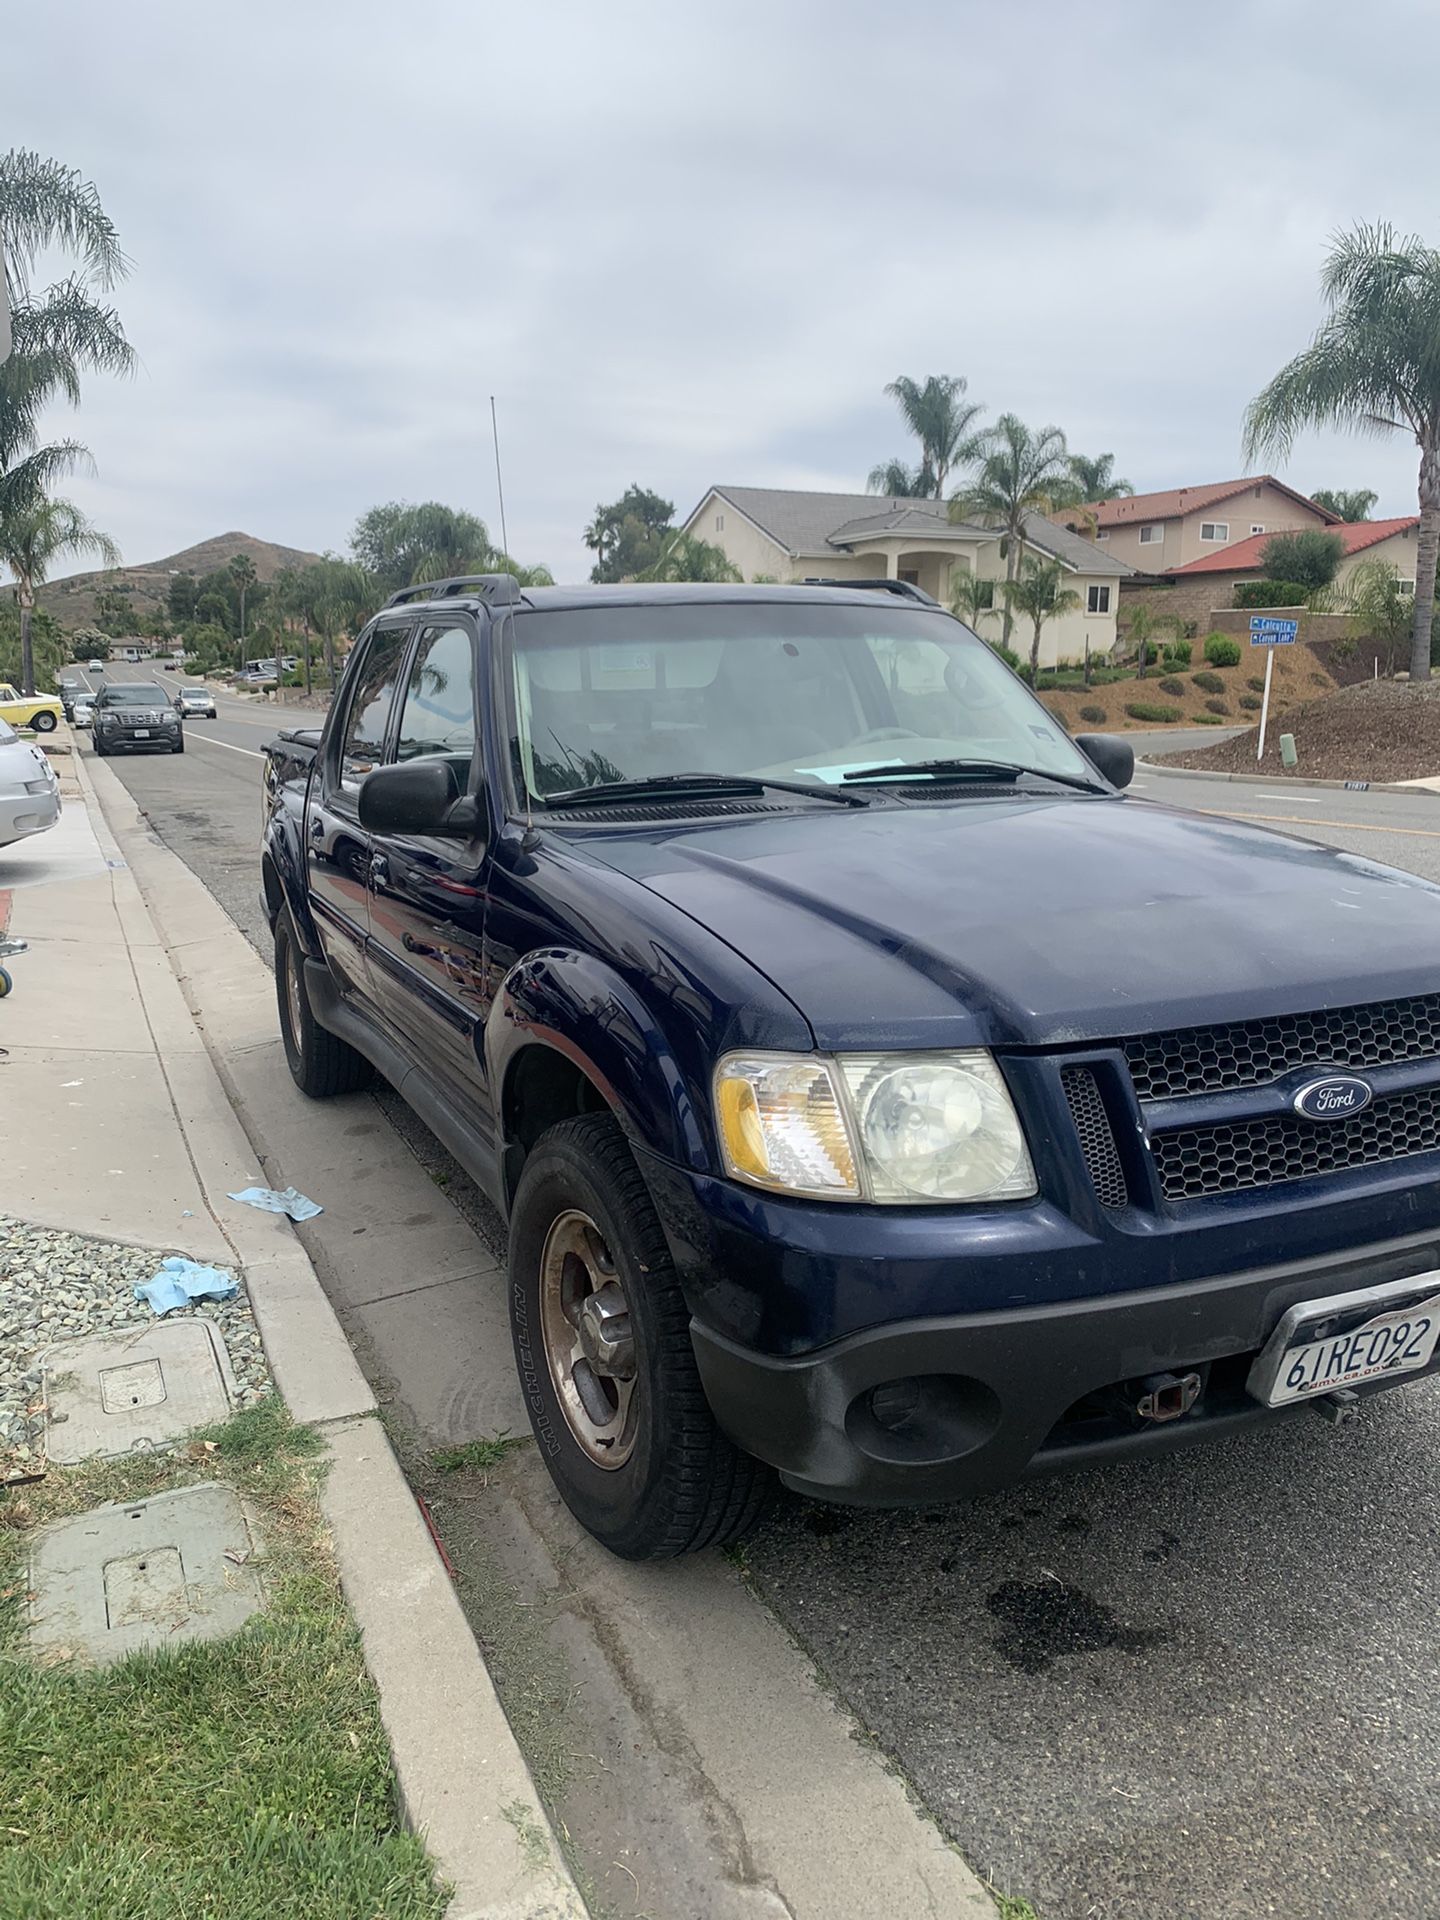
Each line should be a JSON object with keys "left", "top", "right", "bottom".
{"left": 29, "top": 1483, "right": 262, "bottom": 1663}
{"left": 42, "top": 1320, "right": 235, "bottom": 1463}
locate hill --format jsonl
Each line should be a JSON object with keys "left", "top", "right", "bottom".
{"left": 36, "top": 530, "right": 325, "bottom": 632}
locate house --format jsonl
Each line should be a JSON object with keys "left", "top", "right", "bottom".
{"left": 680, "top": 486, "right": 1131, "bottom": 666}
{"left": 1160, "top": 515, "right": 1422, "bottom": 600}
{"left": 1058, "top": 475, "right": 1338, "bottom": 574}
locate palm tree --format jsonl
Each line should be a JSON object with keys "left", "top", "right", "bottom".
{"left": 1120, "top": 604, "right": 1181, "bottom": 681}
{"left": 1066, "top": 452, "right": 1134, "bottom": 503}
{"left": 1001, "top": 555, "right": 1082, "bottom": 685}
{"left": 868, "top": 375, "right": 986, "bottom": 499}
{"left": 1244, "top": 222, "right": 1440, "bottom": 681}
{"left": 951, "top": 415, "right": 1073, "bottom": 648}
{"left": 639, "top": 533, "right": 741, "bottom": 583}
{"left": 948, "top": 569, "right": 997, "bottom": 631}
{"left": 228, "top": 553, "right": 258, "bottom": 661}
{"left": 1310, "top": 486, "right": 1379, "bottom": 522}
{"left": 1342, "top": 557, "right": 1413, "bottom": 675}
{"left": 0, "top": 151, "right": 135, "bottom": 527}
{"left": 0, "top": 495, "right": 119, "bottom": 694}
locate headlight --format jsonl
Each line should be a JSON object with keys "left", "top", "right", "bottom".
{"left": 714, "top": 1049, "right": 1035, "bottom": 1205}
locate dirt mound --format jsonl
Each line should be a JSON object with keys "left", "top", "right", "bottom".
{"left": 1035, "top": 639, "right": 1334, "bottom": 733}
{"left": 1156, "top": 678, "right": 1440, "bottom": 783}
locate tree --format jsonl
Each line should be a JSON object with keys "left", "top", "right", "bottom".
{"left": 1121, "top": 603, "right": 1181, "bottom": 680}
{"left": 1243, "top": 222, "right": 1440, "bottom": 681}
{"left": 0, "top": 496, "right": 118, "bottom": 693}
{"left": 948, "top": 569, "right": 997, "bottom": 630}
{"left": 70, "top": 625, "right": 107, "bottom": 661}
{"left": 1260, "top": 528, "right": 1345, "bottom": 592}
{"left": 351, "top": 501, "right": 492, "bottom": 594}
{"left": 229, "top": 553, "right": 258, "bottom": 653}
{"left": 0, "top": 599, "right": 64, "bottom": 690}
{"left": 585, "top": 485, "right": 674, "bottom": 582}
{"left": 868, "top": 375, "right": 986, "bottom": 500}
{"left": 639, "top": 533, "right": 742, "bottom": 583}
{"left": 1310, "top": 486, "right": 1379, "bottom": 522}
{"left": 168, "top": 571, "right": 200, "bottom": 623}
{"left": 1066, "top": 452, "right": 1134, "bottom": 503}
{"left": 1342, "top": 557, "right": 1413, "bottom": 675}
{"left": 951, "top": 415, "right": 1073, "bottom": 648}
{"left": 0, "top": 150, "right": 135, "bottom": 532}
{"left": 1001, "top": 554, "right": 1082, "bottom": 684}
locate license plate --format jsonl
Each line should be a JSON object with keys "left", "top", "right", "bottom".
{"left": 1247, "top": 1273, "right": 1440, "bottom": 1408}
{"left": 132, "top": 728, "right": 150, "bottom": 738}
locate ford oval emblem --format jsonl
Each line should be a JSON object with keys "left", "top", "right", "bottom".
{"left": 1292, "top": 1074, "right": 1373, "bottom": 1121}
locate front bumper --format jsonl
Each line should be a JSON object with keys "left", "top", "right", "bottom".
{"left": 95, "top": 724, "right": 181, "bottom": 751}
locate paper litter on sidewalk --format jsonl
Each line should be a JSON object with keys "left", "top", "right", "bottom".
{"left": 228, "top": 1185, "right": 323, "bottom": 1222}
{"left": 134, "top": 1257, "right": 239, "bottom": 1315}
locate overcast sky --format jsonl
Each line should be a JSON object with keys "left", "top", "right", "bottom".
{"left": 8, "top": 0, "right": 1440, "bottom": 582}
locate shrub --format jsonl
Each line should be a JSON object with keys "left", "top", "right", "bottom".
{"left": 1192, "top": 670, "right": 1225, "bottom": 694}
{"left": 1162, "top": 641, "right": 1192, "bottom": 668}
{"left": 1125, "top": 701, "right": 1184, "bottom": 723}
{"left": 1234, "top": 579, "right": 1309, "bottom": 609}
{"left": 1182, "top": 621, "right": 1200, "bottom": 640}
{"left": 1205, "top": 697, "right": 1230, "bottom": 716}
{"left": 1204, "top": 635, "right": 1242, "bottom": 667}
{"left": 1240, "top": 693, "right": 1263, "bottom": 711}
{"left": 1194, "top": 712, "right": 1228, "bottom": 725}
{"left": 1246, "top": 674, "right": 1266, "bottom": 691}
{"left": 987, "top": 640, "right": 1023, "bottom": 673}
{"left": 1078, "top": 704, "right": 1108, "bottom": 724}
{"left": 1260, "top": 528, "right": 1344, "bottom": 591}
{"left": 1157, "top": 675, "right": 1186, "bottom": 697}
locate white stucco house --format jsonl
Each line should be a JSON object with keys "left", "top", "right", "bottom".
{"left": 680, "top": 486, "right": 1131, "bottom": 665}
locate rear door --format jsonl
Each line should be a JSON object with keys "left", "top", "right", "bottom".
{"left": 305, "top": 617, "right": 412, "bottom": 999}
{"left": 365, "top": 618, "right": 493, "bottom": 1120}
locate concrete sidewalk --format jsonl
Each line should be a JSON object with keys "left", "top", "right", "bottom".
{"left": 0, "top": 752, "right": 585, "bottom": 1920}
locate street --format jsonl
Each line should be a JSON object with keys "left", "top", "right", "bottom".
{"left": 85, "top": 692, "right": 1440, "bottom": 1920}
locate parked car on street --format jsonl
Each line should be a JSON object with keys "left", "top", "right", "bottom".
{"left": 0, "top": 683, "right": 62, "bottom": 733}
{"left": 86, "top": 659, "right": 105, "bottom": 672}
{"left": 72, "top": 695, "right": 95, "bottom": 730}
{"left": 175, "top": 685, "right": 217, "bottom": 719}
{"left": 92, "top": 681, "right": 184, "bottom": 755}
{"left": 57, "top": 679, "right": 84, "bottom": 720}
{"left": 262, "top": 574, "right": 1440, "bottom": 1559}
{"left": 0, "top": 715, "right": 60, "bottom": 847}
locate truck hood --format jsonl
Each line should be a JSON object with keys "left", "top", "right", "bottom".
{"left": 584, "top": 793, "right": 1440, "bottom": 1050}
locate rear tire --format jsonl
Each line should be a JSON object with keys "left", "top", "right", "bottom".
{"left": 509, "top": 1113, "right": 770, "bottom": 1559}
{"left": 274, "top": 906, "right": 374, "bottom": 1097}
{"left": 32, "top": 712, "right": 57, "bottom": 733}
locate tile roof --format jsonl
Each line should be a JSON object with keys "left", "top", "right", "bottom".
{"left": 1076, "top": 475, "right": 1340, "bottom": 529}
{"left": 1166, "top": 516, "right": 1419, "bottom": 576}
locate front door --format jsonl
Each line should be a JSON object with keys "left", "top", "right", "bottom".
{"left": 305, "top": 617, "right": 412, "bottom": 999}
{"left": 365, "top": 619, "right": 493, "bottom": 1131}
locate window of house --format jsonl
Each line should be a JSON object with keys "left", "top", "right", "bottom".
{"left": 715, "top": 513, "right": 725, "bottom": 531}
{"left": 1251, "top": 524, "right": 1265, "bottom": 536}
{"left": 1200, "top": 521, "right": 1229, "bottom": 542}
{"left": 1399, "top": 578, "right": 1416, "bottom": 597}
{"left": 1138, "top": 524, "right": 1163, "bottom": 546}
{"left": 1086, "top": 585, "right": 1111, "bottom": 615}
{"left": 1096, "top": 529, "right": 1109, "bottom": 541}
{"left": 899, "top": 568, "right": 920, "bottom": 586}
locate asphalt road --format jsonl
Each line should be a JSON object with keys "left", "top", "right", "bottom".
{"left": 84, "top": 708, "right": 1440, "bottom": 1920}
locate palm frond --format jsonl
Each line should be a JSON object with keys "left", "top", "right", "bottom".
{"left": 0, "top": 149, "right": 130, "bottom": 290}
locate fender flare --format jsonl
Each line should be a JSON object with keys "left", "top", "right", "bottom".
{"left": 262, "top": 819, "right": 320, "bottom": 956}
{"left": 485, "top": 947, "right": 712, "bottom": 1179}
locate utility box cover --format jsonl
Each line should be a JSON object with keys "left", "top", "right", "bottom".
{"left": 42, "top": 1319, "right": 235, "bottom": 1463}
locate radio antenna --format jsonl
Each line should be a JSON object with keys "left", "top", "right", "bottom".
{"left": 490, "top": 395, "right": 511, "bottom": 560}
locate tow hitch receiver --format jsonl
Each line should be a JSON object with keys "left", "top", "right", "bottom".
{"left": 1136, "top": 1371, "right": 1202, "bottom": 1423}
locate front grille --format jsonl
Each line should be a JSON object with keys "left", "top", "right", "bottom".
{"left": 1153, "top": 1085, "right": 1440, "bottom": 1200}
{"left": 1128, "top": 993, "right": 1440, "bottom": 1101}
{"left": 1061, "top": 1066, "right": 1130, "bottom": 1210}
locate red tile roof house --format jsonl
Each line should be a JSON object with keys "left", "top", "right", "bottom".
{"left": 1056, "top": 475, "right": 1340, "bottom": 574}
{"left": 1161, "top": 516, "right": 1423, "bottom": 601}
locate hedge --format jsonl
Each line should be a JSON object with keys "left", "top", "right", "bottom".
{"left": 1234, "top": 580, "right": 1309, "bottom": 608}
{"left": 1192, "top": 670, "right": 1225, "bottom": 694}
{"left": 1078, "top": 705, "right": 1108, "bottom": 724}
{"left": 1157, "top": 675, "right": 1186, "bottom": 697}
{"left": 1239, "top": 693, "right": 1263, "bottom": 711}
{"left": 1125, "top": 701, "right": 1184, "bottom": 723}
{"left": 1204, "top": 697, "right": 1230, "bottom": 716}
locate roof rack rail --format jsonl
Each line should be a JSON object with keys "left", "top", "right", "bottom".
{"left": 383, "top": 572, "right": 522, "bottom": 609}
{"left": 799, "top": 576, "right": 938, "bottom": 606}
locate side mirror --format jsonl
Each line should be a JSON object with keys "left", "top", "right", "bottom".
{"left": 1074, "top": 733, "right": 1134, "bottom": 790}
{"left": 358, "top": 758, "right": 484, "bottom": 838}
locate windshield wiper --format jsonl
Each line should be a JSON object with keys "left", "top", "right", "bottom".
{"left": 541, "top": 771, "right": 868, "bottom": 809}
{"left": 839, "top": 757, "right": 1106, "bottom": 796}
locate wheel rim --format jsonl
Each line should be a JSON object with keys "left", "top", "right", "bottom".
{"left": 284, "top": 937, "right": 305, "bottom": 1048}
{"left": 538, "top": 1208, "right": 638, "bottom": 1469}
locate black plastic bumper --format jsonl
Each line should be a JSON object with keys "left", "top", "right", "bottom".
{"left": 688, "top": 1228, "right": 1440, "bottom": 1505}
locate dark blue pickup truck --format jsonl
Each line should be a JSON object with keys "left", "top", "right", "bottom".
{"left": 262, "top": 574, "right": 1440, "bottom": 1558}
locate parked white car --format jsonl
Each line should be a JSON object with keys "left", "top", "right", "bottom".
{"left": 0, "top": 717, "right": 61, "bottom": 848}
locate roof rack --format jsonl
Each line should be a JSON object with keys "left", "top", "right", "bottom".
{"left": 799, "top": 576, "right": 938, "bottom": 606}
{"left": 383, "top": 572, "right": 522, "bottom": 609}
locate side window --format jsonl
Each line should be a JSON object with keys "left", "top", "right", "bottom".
{"left": 338, "top": 623, "right": 410, "bottom": 790}
{"left": 395, "top": 624, "right": 477, "bottom": 766}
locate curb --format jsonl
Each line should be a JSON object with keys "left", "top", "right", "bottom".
{"left": 73, "top": 743, "right": 587, "bottom": 1920}
{"left": 1136, "top": 756, "right": 1440, "bottom": 797}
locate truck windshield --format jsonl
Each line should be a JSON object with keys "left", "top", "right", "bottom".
{"left": 505, "top": 600, "right": 1099, "bottom": 803}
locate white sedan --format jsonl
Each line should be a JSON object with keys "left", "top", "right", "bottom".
{"left": 0, "top": 717, "right": 60, "bottom": 848}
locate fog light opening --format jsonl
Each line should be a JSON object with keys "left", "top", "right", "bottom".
{"left": 846, "top": 1372, "right": 1001, "bottom": 1467}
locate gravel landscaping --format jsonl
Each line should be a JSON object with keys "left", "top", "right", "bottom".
{"left": 1154, "top": 678, "right": 1440, "bottom": 783}
{"left": 0, "top": 1215, "right": 271, "bottom": 1476}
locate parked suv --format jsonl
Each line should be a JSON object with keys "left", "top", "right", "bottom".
{"left": 262, "top": 575, "right": 1440, "bottom": 1558}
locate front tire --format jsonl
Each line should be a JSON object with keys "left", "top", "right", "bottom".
{"left": 509, "top": 1113, "right": 770, "bottom": 1559}
{"left": 32, "top": 711, "right": 57, "bottom": 733}
{"left": 173, "top": 736, "right": 185, "bottom": 753}
{"left": 93, "top": 738, "right": 108, "bottom": 757}
{"left": 274, "top": 906, "right": 373, "bottom": 1097}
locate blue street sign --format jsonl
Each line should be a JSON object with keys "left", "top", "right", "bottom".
{"left": 1249, "top": 615, "right": 1299, "bottom": 646}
